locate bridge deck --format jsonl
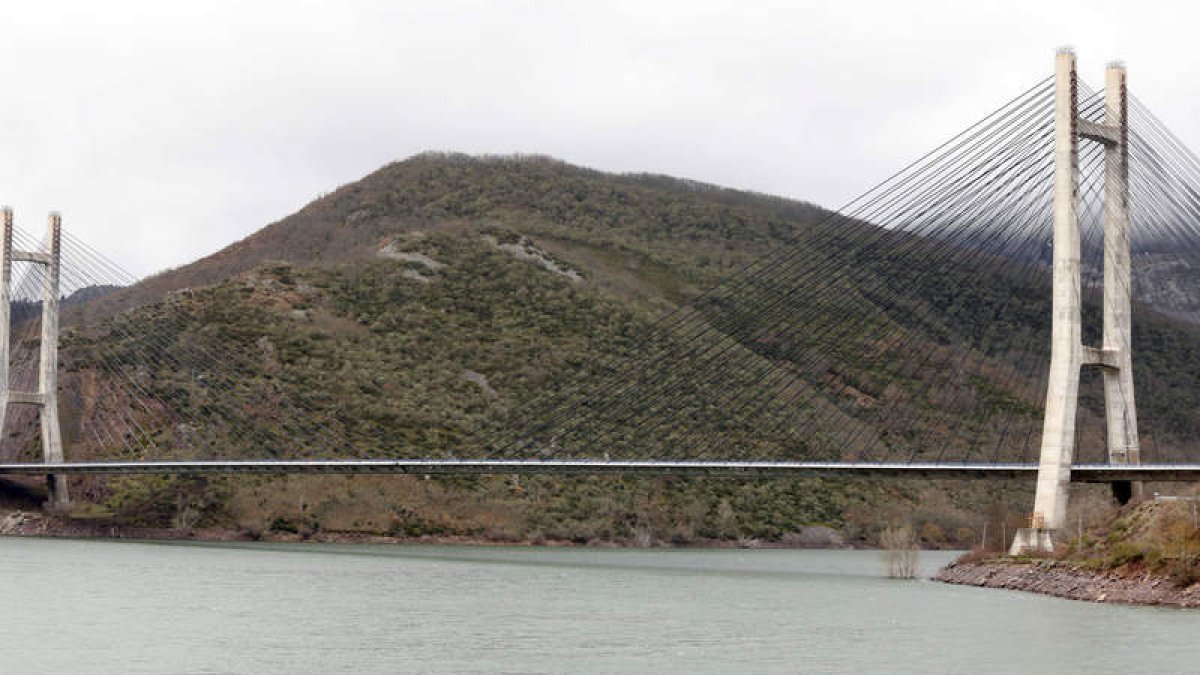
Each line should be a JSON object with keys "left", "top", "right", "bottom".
{"left": 0, "top": 460, "right": 1196, "bottom": 481}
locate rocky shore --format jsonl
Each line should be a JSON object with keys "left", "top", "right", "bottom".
{"left": 935, "top": 559, "right": 1200, "bottom": 608}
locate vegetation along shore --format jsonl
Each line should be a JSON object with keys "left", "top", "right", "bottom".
{"left": 936, "top": 499, "right": 1200, "bottom": 607}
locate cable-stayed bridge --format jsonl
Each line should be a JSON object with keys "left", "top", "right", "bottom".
{"left": 2, "top": 50, "right": 1200, "bottom": 553}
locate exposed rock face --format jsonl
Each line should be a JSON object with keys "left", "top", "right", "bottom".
{"left": 376, "top": 244, "right": 445, "bottom": 269}
{"left": 0, "top": 510, "right": 33, "bottom": 534}
{"left": 482, "top": 234, "right": 581, "bottom": 281}
{"left": 935, "top": 560, "right": 1200, "bottom": 607}
{"left": 462, "top": 370, "right": 500, "bottom": 400}
{"left": 377, "top": 242, "right": 446, "bottom": 284}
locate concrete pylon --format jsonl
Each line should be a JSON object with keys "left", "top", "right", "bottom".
{"left": 1100, "top": 64, "right": 1140, "bottom": 494}
{"left": 0, "top": 209, "right": 12, "bottom": 442}
{"left": 1011, "top": 51, "right": 1137, "bottom": 554}
{"left": 0, "top": 210, "right": 69, "bottom": 510}
{"left": 39, "top": 213, "right": 67, "bottom": 509}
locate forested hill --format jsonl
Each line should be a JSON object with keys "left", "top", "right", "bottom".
{"left": 26, "top": 153, "right": 1200, "bottom": 547}
{"left": 96, "top": 152, "right": 832, "bottom": 315}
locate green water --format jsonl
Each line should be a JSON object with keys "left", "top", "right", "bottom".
{"left": 0, "top": 538, "right": 1196, "bottom": 673}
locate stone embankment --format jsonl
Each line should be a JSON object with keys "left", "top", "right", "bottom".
{"left": 936, "top": 559, "right": 1200, "bottom": 608}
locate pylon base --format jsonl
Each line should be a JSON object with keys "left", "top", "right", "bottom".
{"left": 1009, "top": 527, "right": 1055, "bottom": 555}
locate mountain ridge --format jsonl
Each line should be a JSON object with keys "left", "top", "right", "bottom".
{"left": 91, "top": 152, "right": 832, "bottom": 316}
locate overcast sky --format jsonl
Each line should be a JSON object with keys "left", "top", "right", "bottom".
{"left": 2, "top": 0, "right": 1197, "bottom": 277}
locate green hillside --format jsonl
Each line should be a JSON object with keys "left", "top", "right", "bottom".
{"left": 10, "top": 153, "right": 1200, "bottom": 546}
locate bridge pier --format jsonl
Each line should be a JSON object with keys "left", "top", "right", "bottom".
{"left": 41, "top": 214, "right": 67, "bottom": 510}
{"left": 1098, "top": 63, "right": 1141, "bottom": 499}
{"left": 1011, "top": 51, "right": 1139, "bottom": 555}
{"left": 1012, "top": 48, "right": 1083, "bottom": 555}
{"left": 0, "top": 209, "right": 68, "bottom": 511}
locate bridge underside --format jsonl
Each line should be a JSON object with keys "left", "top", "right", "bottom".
{"left": 0, "top": 460, "right": 1196, "bottom": 482}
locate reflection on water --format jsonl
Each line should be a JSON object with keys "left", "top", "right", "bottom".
{"left": 0, "top": 539, "right": 1195, "bottom": 674}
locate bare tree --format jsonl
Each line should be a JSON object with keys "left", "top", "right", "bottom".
{"left": 881, "top": 524, "right": 919, "bottom": 579}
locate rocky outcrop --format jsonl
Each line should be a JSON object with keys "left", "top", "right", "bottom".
{"left": 936, "top": 560, "right": 1200, "bottom": 608}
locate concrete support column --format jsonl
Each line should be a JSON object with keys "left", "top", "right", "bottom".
{"left": 0, "top": 208, "right": 11, "bottom": 439}
{"left": 1101, "top": 64, "right": 1140, "bottom": 485}
{"left": 0, "top": 209, "right": 69, "bottom": 510}
{"left": 40, "top": 212, "right": 67, "bottom": 509}
{"left": 1013, "top": 48, "right": 1082, "bottom": 554}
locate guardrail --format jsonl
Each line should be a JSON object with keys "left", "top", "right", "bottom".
{"left": 0, "top": 459, "right": 1194, "bottom": 481}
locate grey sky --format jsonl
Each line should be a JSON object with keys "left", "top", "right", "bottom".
{"left": 0, "top": 0, "right": 1193, "bottom": 277}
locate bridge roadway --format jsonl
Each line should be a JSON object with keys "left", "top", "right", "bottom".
{"left": 0, "top": 460, "right": 1197, "bottom": 482}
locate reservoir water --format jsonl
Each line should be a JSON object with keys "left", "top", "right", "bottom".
{"left": 0, "top": 538, "right": 1197, "bottom": 673}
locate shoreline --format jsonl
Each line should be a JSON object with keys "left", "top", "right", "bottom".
{"left": 934, "top": 558, "right": 1200, "bottom": 608}
{"left": 0, "top": 509, "right": 883, "bottom": 550}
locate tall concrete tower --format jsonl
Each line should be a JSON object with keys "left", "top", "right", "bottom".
{"left": 1011, "top": 50, "right": 1138, "bottom": 554}
{"left": 0, "top": 209, "right": 68, "bottom": 510}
